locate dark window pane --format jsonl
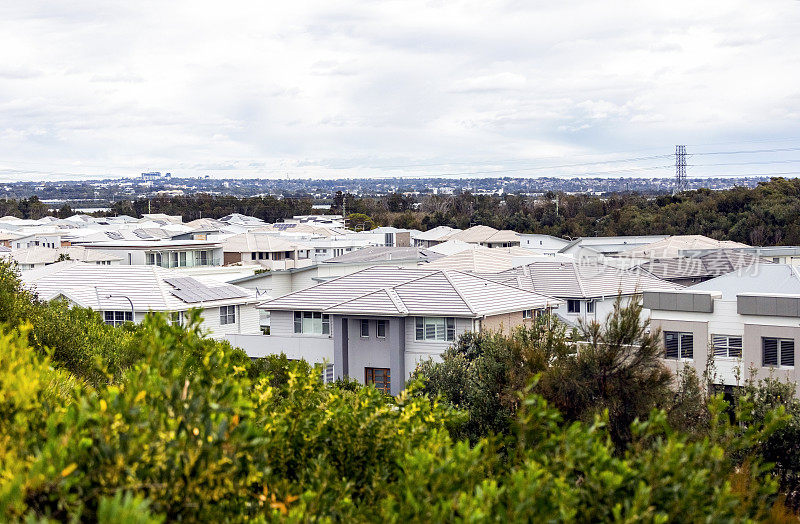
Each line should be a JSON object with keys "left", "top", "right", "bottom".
{"left": 763, "top": 338, "right": 778, "bottom": 366}
{"left": 781, "top": 340, "right": 795, "bottom": 367}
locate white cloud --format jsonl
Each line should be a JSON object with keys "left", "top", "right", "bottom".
{"left": 0, "top": 0, "right": 798, "bottom": 180}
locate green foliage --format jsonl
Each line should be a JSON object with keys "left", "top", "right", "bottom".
{"left": 0, "top": 260, "right": 792, "bottom": 520}
{"left": 539, "top": 297, "right": 675, "bottom": 447}
{"left": 346, "top": 212, "right": 376, "bottom": 231}
{"left": 412, "top": 314, "right": 571, "bottom": 442}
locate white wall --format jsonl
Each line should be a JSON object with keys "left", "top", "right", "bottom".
{"left": 404, "top": 317, "right": 473, "bottom": 377}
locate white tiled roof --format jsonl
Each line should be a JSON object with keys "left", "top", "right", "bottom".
{"left": 22, "top": 261, "right": 257, "bottom": 311}
{"left": 485, "top": 261, "right": 683, "bottom": 298}
{"left": 260, "top": 266, "right": 562, "bottom": 317}
{"left": 620, "top": 235, "right": 750, "bottom": 259}
{"left": 427, "top": 247, "right": 548, "bottom": 273}
{"left": 222, "top": 232, "right": 312, "bottom": 253}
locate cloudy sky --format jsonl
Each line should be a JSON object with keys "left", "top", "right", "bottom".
{"left": 1, "top": 1, "right": 799, "bottom": 181}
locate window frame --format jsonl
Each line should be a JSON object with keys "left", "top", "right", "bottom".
{"left": 360, "top": 319, "right": 370, "bottom": 338}
{"left": 763, "top": 337, "right": 795, "bottom": 368}
{"left": 567, "top": 299, "right": 581, "bottom": 314}
{"left": 664, "top": 331, "right": 694, "bottom": 360}
{"left": 293, "top": 311, "right": 330, "bottom": 335}
{"left": 104, "top": 310, "right": 133, "bottom": 327}
{"left": 376, "top": 319, "right": 387, "bottom": 338}
{"left": 586, "top": 300, "right": 595, "bottom": 314}
{"left": 522, "top": 309, "right": 533, "bottom": 319}
{"left": 712, "top": 335, "right": 742, "bottom": 359}
{"left": 219, "top": 305, "right": 236, "bottom": 325}
{"left": 415, "top": 317, "right": 455, "bottom": 342}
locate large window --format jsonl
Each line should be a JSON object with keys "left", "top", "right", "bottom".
{"left": 170, "top": 311, "right": 184, "bottom": 327}
{"left": 377, "top": 319, "right": 387, "bottom": 338}
{"left": 712, "top": 335, "right": 742, "bottom": 358}
{"left": 415, "top": 317, "right": 455, "bottom": 342}
{"left": 586, "top": 300, "right": 595, "bottom": 314}
{"left": 664, "top": 331, "right": 693, "bottom": 360}
{"left": 360, "top": 319, "right": 370, "bottom": 338}
{"left": 293, "top": 311, "right": 330, "bottom": 335}
{"left": 220, "top": 305, "right": 236, "bottom": 325}
{"left": 567, "top": 300, "right": 581, "bottom": 314}
{"left": 365, "top": 367, "right": 391, "bottom": 394}
{"left": 763, "top": 337, "right": 794, "bottom": 367}
{"left": 522, "top": 309, "right": 533, "bottom": 319}
{"left": 104, "top": 310, "right": 133, "bottom": 327}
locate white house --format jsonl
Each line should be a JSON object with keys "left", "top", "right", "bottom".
{"left": 234, "top": 266, "right": 562, "bottom": 394}
{"left": 481, "top": 260, "right": 683, "bottom": 326}
{"left": 644, "top": 263, "right": 800, "bottom": 394}
{"left": 22, "top": 261, "right": 261, "bottom": 339}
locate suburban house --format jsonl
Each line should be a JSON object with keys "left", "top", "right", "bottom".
{"left": 637, "top": 250, "right": 770, "bottom": 286}
{"left": 616, "top": 235, "right": 750, "bottom": 261}
{"left": 517, "top": 233, "right": 571, "bottom": 254}
{"left": 22, "top": 261, "right": 260, "bottom": 339}
{"left": 558, "top": 235, "right": 669, "bottom": 260}
{"left": 238, "top": 266, "right": 562, "bottom": 394}
{"left": 413, "top": 226, "right": 461, "bottom": 248}
{"left": 480, "top": 261, "right": 683, "bottom": 325}
{"left": 0, "top": 246, "right": 122, "bottom": 270}
{"left": 444, "top": 225, "right": 521, "bottom": 248}
{"left": 644, "top": 264, "right": 800, "bottom": 394}
{"left": 427, "top": 247, "right": 571, "bottom": 273}
{"left": 228, "top": 247, "right": 443, "bottom": 331}
{"left": 72, "top": 239, "right": 224, "bottom": 268}
{"left": 221, "top": 232, "right": 313, "bottom": 269}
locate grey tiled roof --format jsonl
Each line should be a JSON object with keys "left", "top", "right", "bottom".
{"left": 484, "top": 261, "right": 683, "bottom": 299}
{"left": 259, "top": 266, "right": 562, "bottom": 317}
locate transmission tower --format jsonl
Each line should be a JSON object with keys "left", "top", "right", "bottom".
{"left": 674, "top": 145, "right": 687, "bottom": 194}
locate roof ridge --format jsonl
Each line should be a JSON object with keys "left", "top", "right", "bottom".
{"left": 384, "top": 287, "right": 409, "bottom": 315}
{"left": 436, "top": 270, "right": 477, "bottom": 315}
{"left": 572, "top": 262, "right": 588, "bottom": 298}
{"left": 449, "top": 269, "right": 560, "bottom": 309}
{"left": 322, "top": 286, "right": 397, "bottom": 312}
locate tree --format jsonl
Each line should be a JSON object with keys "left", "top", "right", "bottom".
{"left": 538, "top": 296, "right": 674, "bottom": 447}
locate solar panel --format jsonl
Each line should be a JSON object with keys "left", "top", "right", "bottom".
{"left": 133, "top": 230, "right": 152, "bottom": 239}
{"left": 165, "top": 276, "right": 249, "bottom": 303}
{"left": 274, "top": 223, "right": 296, "bottom": 230}
{"left": 105, "top": 231, "right": 123, "bottom": 240}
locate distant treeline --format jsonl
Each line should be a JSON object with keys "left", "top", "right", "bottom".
{"left": 3, "top": 178, "right": 800, "bottom": 245}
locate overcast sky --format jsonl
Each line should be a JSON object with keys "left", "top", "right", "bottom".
{"left": 1, "top": 1, "right": 799, "bottom": 181}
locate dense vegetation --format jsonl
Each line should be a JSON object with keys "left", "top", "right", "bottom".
{"left": 6, "top": 177, "right": 800, "bottom": 245}
{"left": 2, "top": 260, "right": 800, "bottom": 521}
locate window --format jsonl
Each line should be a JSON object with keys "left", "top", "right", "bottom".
{"left": 170, "top": 252, "right": 179, "bottom": 268}
{"left": 170, "top": 311, "right": 183, "bottom": 327}
{"left": 146, "top": 253, "right": 155, "bottom": 265}
{"left": 293, "top": 311, "right": 330, "bottom": 335}
{"left": 587, "top": 300, "right": 595, "bottom": 314}
{"left": 763, "top": 337, "right": 794, "bottom": 367}
{"left": 664, "top": 331, "right": 693, "bottom": 360}
{"left": 365, "top": 367, "right": 391, "bottom": 394}
{"left": 415, "top": 317, "right": 455, "bottom": 341}
{"left": 179, "top": 251, "right": 187, "bottom": 266}
{"left": 321, "top": 363, "right": 334, "bottom": 384}
{"left": 377, "top": 319, "right": 387, "bottom": 338}
{"left": 360, "top": 319, "right": 370, "bottom": 337}
{"left": 220, "top": 305, "right": 236, "bottom": 325}
{"left": 522, "top": 309, "right": 533, "bottom": 319}
{"left": 258, "top": 252, "right": 264, "bottom": 260}
{"left": 712, "top": 335, "right": 742, "bottom": 358}
{"left": 384, "top": 232, "right": 394, "bottom": 246}
{"left": 251, "top": 252, "right": 257, "bottom": 260}
{"left": 567, "top": 300, "right": 581, "bottom": 314}
{"left": 104, "top": 310, "right": 133, "bottom": 327}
